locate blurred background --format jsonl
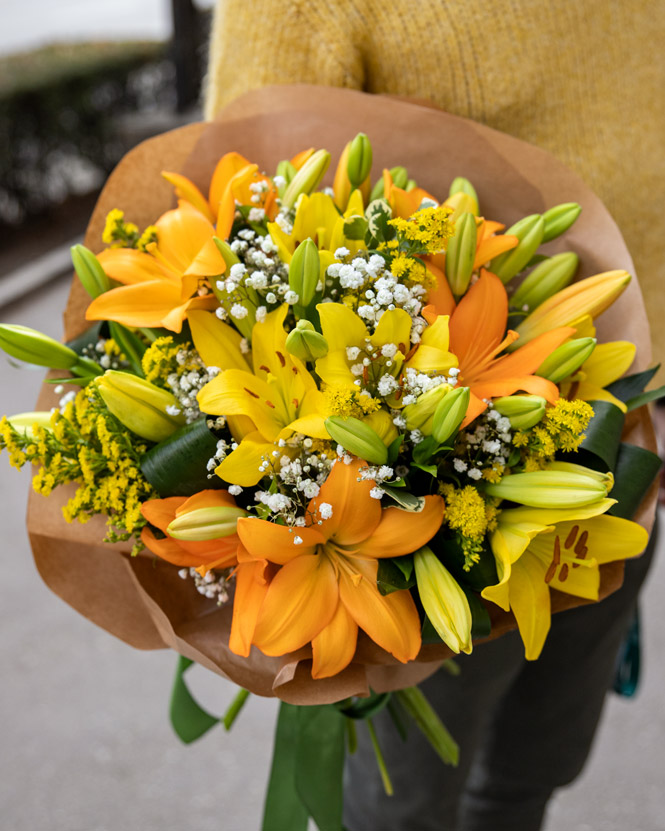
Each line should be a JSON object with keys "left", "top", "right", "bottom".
{"left": 1, "top": 3, "right": 664, "bottom": 830}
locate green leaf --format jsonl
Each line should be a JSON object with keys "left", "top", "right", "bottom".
{"left": 336, "top": 691, "right": 392, "bottom": 720}
{"left": 394, "top": 555, "right": 414, "bottom": 581}
{"left": 413, "top": 463, "right": 438, "bottom": 477}
{"left": 262, "top": 703, "right": 309, "bottom": 831}
{"left": 295, "top": 705, "right": 346, "bottom": 831}
{"left": 625, "top": 385, "right": 665, "bottom": 411}
{"left": 579, "top": 400, "right": 625, "bottom": 471}
{"left": 413, "top": 434, "right": 439, "bottom": 464}
{"left": 377, "top": 557, "right": 416, "bottom": 595}
{"left": 464, "top": 588, "right": 491, "bottom": 638}
{"left": 44, "top": 375, "right": 96, "bottom": 387}
{"left": 222, "top": 688, "right": 250, "bottom": 731}
{"left": 343, "top": 214, "right": 369, "bottom": 240}
{"left": 65, "top": 321, "right": 104, "bottom": 356}
{"left": 141, "top": 418, "right": 226, "bottom": 497}
{"left": 394, "top": 686, "right": 459, "bottom": 766}
{"left": 169, "top": 656, "right": 219, "bottom": 744}
{"left": 381, "top": 485, "right": 426, "bottom": 512}
{"left": 608, "top": 442, "right": 662, "bottom": 519}
{"left": 108, "top": 321, "right": 146, "bottom": 377}
{"left": 387, "top": 434, "right": 403, "bottom": 464}
{"left": 605, "top": 364, "right": 660, "bottom": 402}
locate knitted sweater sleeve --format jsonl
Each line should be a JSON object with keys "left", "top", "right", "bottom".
{"left": 204, "top": 0, "right": 365, "bottom": 119}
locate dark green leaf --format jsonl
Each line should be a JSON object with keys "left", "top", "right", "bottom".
{"left": 141, "top": 418, "right": 226, "bottom": 497}
{"left": 412, "top": 463, "right": 438, "bottom": 477}
{"left": 394, "top": 555, "right": 414, "bottom": 581}
{"left": 65, "top": 321, "right": 104, "bottom": 356}
{"left": 413, "top": 434, "right": 438, "bottom": 465}
{"left": 387, "top": 434, "right": 403, "bottom": 464}
{"left": 169, "top": 656, "right": 219, "bottom": 744}
{"left": 381, "top": 485, "right": 426, "bottom": 512}
{"left": 626, "top": 385, "right": 665, "bottom": 411}
{"left": 608, "top": 442, "right": 662, "bottom": 519}
{"left": 377, "top": 558, "right": 417, "bottom": 595}
{"left": 579, "top": 400, "right": 625, "bottom": 471}
{"left": 605, "top": 364, "right": 660, "bottom": 402}
{"left": 464, "top": 588, "right": 491, "bottom": 638}
{"left": 386, "top": 696, "right": 409, "bottom": 742}
{"left": 262, "top": 703, "right": 309, "bottom": 831}
{"left": 108, "top": 321, "right": 146, "bottom": 376}
{"left": 336, "top": 691, "right": 392, "bottom": 720}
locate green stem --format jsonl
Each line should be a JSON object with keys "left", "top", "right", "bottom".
{"left": 366, "top": 718, "right": 393, "bottom": 796}
{"left": 223, "top": 688, "right": 250, "bottom": 730}
{"left": 345, "top": 717, "right": 357, "bottom": 754}
{"left": 395, "top": 686, "right": 459, "bottom": 766}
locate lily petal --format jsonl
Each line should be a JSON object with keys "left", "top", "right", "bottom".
{"left": 311, "top": 602, "right": 358, "bottom": 679}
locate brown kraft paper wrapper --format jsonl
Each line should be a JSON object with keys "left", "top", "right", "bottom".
{"left": 28, "top": 86, "right": 658, "bottom": 705}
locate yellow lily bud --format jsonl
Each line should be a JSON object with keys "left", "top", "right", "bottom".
{"left": 541, "top": 202, "right": 582, "bottom": 244}
{"left": 94, "top": 370, "right": 185, "bottom": 442}
{"left": 167, "top": 505, "right": 248, "bottom": 541}
{"left": 443, "top": 191, "right": 477, "bottom": 221}
{"left": 8, "top": 412, "right": 53, "bottom": 437}
{"left": 289, "top": 238, "right": 320, "bottom": 306}
{"left": 510, "top": 252, "right": 579, "bottom": 311}
{"left": 448, "top": 177, "right": 479, "bottom": 213}
{"left": 489, "top": 214, "right": 545, "bottom": 284}
{"left": 492, "top": 395, "right": 546, "bottom": 429}
{"left": 414, "top": 546, "right": 472, "bottom": 654}
{"left": 325, "top": 415, "right": 388, "bottom": 465}
{"left": 485, "top": 468, "right": 610, "bottom": 508}
{"left": 71, "top": 244, "right": 110, "bottom": 299}
{"left": 432, "top": 386, "right": 470, "bottom": 444}
{"left": 547, "top": 460, "right": 614, "bottom": 491}
{"left": 347, "top": 132, "right": 373, "bottom": 189}
{"left": 514, "top": 271, "right": 631, "bottom": 347}
{"left": 403, "top": 385, "right": 452, "bottom": 433}
{"left": 445, "top": 212, "right": 478, "bottom": 297}
{"left": 285, "top": 320, "right": 329, "bottom": 362}
{"left": 0, "top": 324, "right": 100, "bottom": 376}
{"left": 282, "top": 149, "right": 331, "bottom": 209}
{"left": 536, "top": 337, "right": 596, "bottom": 383}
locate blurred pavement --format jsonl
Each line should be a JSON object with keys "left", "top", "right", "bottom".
{"left": 0, "top": 275, "right": 663, "bottom": 830}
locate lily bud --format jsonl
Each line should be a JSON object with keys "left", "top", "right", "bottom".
{"left": 288, "top": 238, "right": 320, "bottom": 306}
{"left": 403, "top": 385, "right": 451, "bottom": 434}
{"left": 443, "top": 191, "right": 477, "bottom": 221}
{"left": 448, "top": 177, "right": 479, "bottom": 213}
{"left": 325, "top": 415, "right": 388, "bottom": 465}
{"left": 8, "top": 412, "right": 53, "bottom": 437}
{"left": 276, "top": 159, "right": 296, "bottom": 186}
{"left": 489, "top": 214, "right": 545, "bottom": 284}
{"left": 282, "top": 149, "right": 331, "bottom": 209}
{"left": 213, "top": 236, "right": 240, "bottom": 271}
{"left": 445, "top": 212, "right": 478, "bottom": 297}
{"left": 514, "top": 270, "right": 631, "bottom": 347}
{"left": 510, "top": 252, "right": 579, "bottom": 311}
{"left": 485, "top": 467, "right": 610, "bottom": 508}
{"left": 167, "top": 505, "right": 248, "bottom": 541}
{"left": 71, "top": 244, "right": 110, "bottom": 298}
{"left": 370, "top": 166, "right": 408, "bottom": 201}
{"left": 0, "top": 324, "right": 97, "bottom": 375}
{"left": 94, "top": 370, "right": 185, "bottom": 442}
{"left": 541, "top": 202, "right": 582, "bottom": 244}
{"left": 431, "top": 386, "right": 470, "bottom": 444}
{"left": 414, "top": 546, "right": 472, "bottom": 654}
{"left": 492, "top": 396, "right": 546, "bottom": 430}
{"left": 285, "top": 320, "right": 329, "bottom": 362}
{"left": 347, "top": 133, "right": 373, "bottom": 189}
{"left": 536, "top": 337, "right": 596, "bottom": 383}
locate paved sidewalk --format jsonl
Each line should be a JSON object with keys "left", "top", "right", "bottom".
{"left": 0, "top": 276, "right": 663, "bottom": 830}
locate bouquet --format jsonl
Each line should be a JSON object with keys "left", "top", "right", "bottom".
{"left": 1, "top": 87, "right": 662, "bottom": 828}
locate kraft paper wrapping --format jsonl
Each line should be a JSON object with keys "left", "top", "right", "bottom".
{"left": 28, "top": 86, "right": 658, "bottom": 705}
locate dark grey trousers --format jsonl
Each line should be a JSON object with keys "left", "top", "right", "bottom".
{"left": 344, "top": 524, "right": 657, "bottom": 831}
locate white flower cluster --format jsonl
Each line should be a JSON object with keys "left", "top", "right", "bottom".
{"left": 398, "top": 367, "right": 452, "bottom": 407}
{"left": 178, "top": 566, "right": 232, "bottom": 605}
{"left": 357, "top": 463, "right": 395, "bottom": 500}
{"left": 453, "top": 407, "right": 513, "bottom": 480}
{"left": 163, "top": 349, "right": 221, "bottom": 423}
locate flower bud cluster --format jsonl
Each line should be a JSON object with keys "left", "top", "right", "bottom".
{"left": 178, "top": 566, "right": 232, "bottom": 605}
{"left": 165, "top": 348, "right": 221, "bottom": 423}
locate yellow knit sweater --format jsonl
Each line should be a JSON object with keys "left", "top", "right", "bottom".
{"left": 205, "top": 0, "right": 664, "bottom": 373}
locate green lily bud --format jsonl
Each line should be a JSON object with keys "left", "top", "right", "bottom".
{"left": 276, "top": 159, "right": 296, "bottom": 186}
{"left": 445, "top": 212, "right": 478, "bottom": 297}
{"left": 403, "top": 385, "right": 451, "bottom": 434}
{"left": 541, "top": 202, "right": 582, "bottom": 244}
{"left": 431, "top": 386, "right": 470, "bottom": 444}
{"left": 405, "top": 179, "right": 418, "bottom": 192}
{"left": 213, "top": 236, "right": 241, "bottom": 270}
{"left": 414, "top": 546, "right": 472, "bottom": 654}
{"left": 547, "top": 461, "right": 614, "bottom": 491}
{"left": 167, "top": 505, "right": 248, "bottom": 541}
{"left": 325, "top": 415, "right": 388, "bottom": 465}
{"left": 94, "top": 370, "right": 185, "bottom": 442}
{"left": 71, "top": 244, "right": 110, "bottom": 298}
{"left": 485, "top": 467, "right": 610, "bottom": 508}
{"left": 370, "top": 166, "right": 408, "bottom": 201}
{"left": 285, "top": 320, "right": 329, "bottom": 362}
{"left": 489, "top": 214, "right": 545, "bottom": 284}
{"left": 492, "top": 395, "right": 547, "bottom": 430}
{"left": 282, "top": 149, "right": 331, "bottom": 209}
{"left": 8, "top": 411, "right": 53, "bottom": 437}
{"left": 536, "top": 337, "right": 596, "bottom": 383}
{"left": 510, "top": 252, "right": 579, "bottom": 311}
{"left": 444, "top": 191, "right": 478, "bottom": 221}
{"left": 448, "top": 177, "right": 479, "bottom": 214}
{"left": 347, "top": 133, "right": 373, "bottom": 189}
{"left": 0, "top": 323, "right": 99, "bottom": 376}
{"left": 289, "top": 238, "right": 320, "bottom": 306}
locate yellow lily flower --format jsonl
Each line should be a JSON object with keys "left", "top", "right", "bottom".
{"left": 560, "top": 340, "right": 636, "bottom": 413}
{"left": 196, "top": 305, "right": 329, "bottom": 486}
{"left": 86, "top": 201, "right": 223, "bottom": 332}
{"left": 482, "top": 499, "right": 648, "bottom": 660}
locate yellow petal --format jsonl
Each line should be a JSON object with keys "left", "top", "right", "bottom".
{"left": 317, "top": 303, "right": 368, "bottom": 353}
{"left": 187, "top": 310, "right": 250, "bottom": 371}
{"left": 371, "top": 308, "right": 413, "bottom": 352}
{"left": 215, "top": 435, "right": 276, "bottom": 487}
{"left": 161, "top": 170, "right": 215, "bottom": 223}
{"left": 311, "top": 603, "right": 358, "bottom": 679}
{"left": 581, "top": 341, "right": 636, "bottom": 389}
{"left": 508, "top": 555, "right": 551, "bottom": 661}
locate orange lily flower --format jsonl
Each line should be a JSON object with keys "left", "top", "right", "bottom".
{"left": 424, "top": 270, "right": 575, "bottom": 424}
{"left": 140, "top": 489, "right": 242, "bottom": 574}
{"left": 383, "top": 168, "right": 437, "bottom": 219}
{"left": 86, "top": 201, "right": 223, "bottom": 332}
{"left": 162, "top": 151, "right": 278, "bottom": 238}
{"left": 233, "top": 459, "right": 444, "bottom": 678}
